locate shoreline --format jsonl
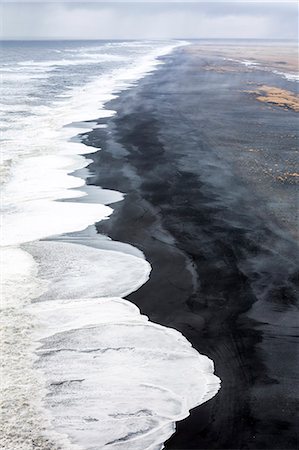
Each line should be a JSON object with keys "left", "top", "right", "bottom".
{"left": 84, "top": 45, "right": 298, "bottom": 449}
{"left": 3, "top": 41, "right": 208, "bottom": 450}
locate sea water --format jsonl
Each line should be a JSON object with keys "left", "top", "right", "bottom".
{"left": 0, "top": 40, "right": 220, "bottom": 450}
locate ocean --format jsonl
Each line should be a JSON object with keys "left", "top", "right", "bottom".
{"left": 1, "top": 40, "right": 220, "bottom": 450}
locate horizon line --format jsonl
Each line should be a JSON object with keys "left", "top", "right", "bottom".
{"left": 1, "top": 37, "right": 297, "bottom": 41}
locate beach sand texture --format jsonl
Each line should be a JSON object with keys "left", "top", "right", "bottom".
{"left": 84, "top": 43, "right": 298, "bottom": 449}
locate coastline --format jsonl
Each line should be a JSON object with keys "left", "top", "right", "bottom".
{"left": 3, "top": 41, "right": 221, "bottom": 450}
{"left": 2, "top": 40, "right": 297, "bottom": 449}
{"left": 84, "top": 45, "right": 299, "bottom": 449}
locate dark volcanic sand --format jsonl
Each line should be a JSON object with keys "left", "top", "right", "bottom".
{"left": 82, "top": 46, "right": 299, "bottom": 449}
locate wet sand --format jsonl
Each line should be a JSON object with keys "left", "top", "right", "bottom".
{"left": 83, "top": 44, "right": 299, "bottom": 449}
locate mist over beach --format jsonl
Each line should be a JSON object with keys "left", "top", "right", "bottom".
{"left": 1, "top": 2, "right": 298, "bottom": 450}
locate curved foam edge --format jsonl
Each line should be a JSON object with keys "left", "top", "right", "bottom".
{"left": 24, "top": 241, "right": 151, "bottom": 300}
{"left": 1, "top": 41, "right": 187, "bottom": 248}
{"left": 48, "top": 225, "right": 146, "bottom": 260}
{"left": 1, "top": 40, "right": 220, "bottom": 450}
{"left": 27, "top": 291, "right": 220, "bottom": 450}
{"left": 23, "top": 239, "right": 220, "bottom": 450}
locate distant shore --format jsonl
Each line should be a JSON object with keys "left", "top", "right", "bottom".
{"left": 85, "top": 43, "right": 298, "bottom": 449}
{"left": 187, "top": 41, "right": 299, "bottom": 76}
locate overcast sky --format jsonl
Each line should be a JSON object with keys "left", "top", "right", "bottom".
{"left": 1, "top": 1, "right": 298, "bottom": 40}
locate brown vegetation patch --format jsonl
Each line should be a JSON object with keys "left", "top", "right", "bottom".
{"left": 246, "top": 85, "right": 299, "bottom": 112}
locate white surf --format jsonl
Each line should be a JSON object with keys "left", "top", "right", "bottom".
{"left": 1, "top": 40, "right": 220, "bottom": 450}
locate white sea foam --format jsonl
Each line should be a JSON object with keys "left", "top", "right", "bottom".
{"left": 1, "top": 40, "right": 220, "bottom": 450}
{"left": 1, "top": 41, "right": 183, "bottom": 247}
{"left": 24, "top": 241, "right": 220, "bottom": 450}
{"left": 25, "top": 241, "right": 151, "bottom": 301}
{"left": 272, "top": 70, "right": 299, "bottom": 82}
{"left": 0, "top": 247, "right": 79, "bottom": 450}
{"left": 225, "top": 57, "right": 298, "bottom": 82}
{"left": 240, "top": 59, "right": 260, "bottom": 67}
{"left": 17, "top": 56, "right": 125, "bottom": 68}
{"left": 1, "top": 42, "right": 182, "bottom": 248}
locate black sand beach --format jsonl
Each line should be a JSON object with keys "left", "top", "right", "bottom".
{"left": 83, "top": 45, "right": 299, "bottom": 449}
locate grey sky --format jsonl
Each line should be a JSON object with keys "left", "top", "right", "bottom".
{"left": 1, "top": 1, "right": 298, "bottom": 40}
